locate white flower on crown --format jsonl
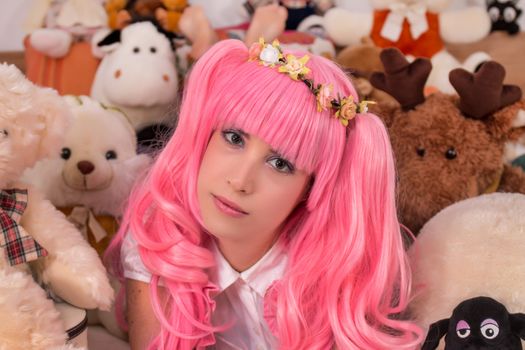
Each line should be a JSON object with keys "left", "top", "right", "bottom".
{"left": 259, "top": 43, "right": 281, "bottom": 66}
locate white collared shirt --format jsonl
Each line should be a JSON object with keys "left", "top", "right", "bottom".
{"left": 121, "top": 234, "right": 287, "bottom": 349}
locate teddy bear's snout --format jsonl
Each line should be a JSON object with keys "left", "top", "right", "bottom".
{"left": 77, "top": 161, "right": 95, "bottom": 175}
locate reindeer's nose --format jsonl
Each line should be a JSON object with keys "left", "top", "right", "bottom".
{"left": 77, "top": 161, "right": 95, "bottom": 175}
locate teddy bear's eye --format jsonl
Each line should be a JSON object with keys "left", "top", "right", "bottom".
{"left": 150, "top": 47, "right": 157, "bottom": 54}
{"left": 416, "top": 147, "right": 426, "bottom": 157}
{"left": 445, "top": 148, "right": 457, "bottom": 160}
{"left": 133, "top": 47, "right": 140, "bottom": 54}
{"left": 105, "top": 150, "right": 117, "bottom": 160}
{"left": 61, "top": 148, "right": 71, "bottom": 160}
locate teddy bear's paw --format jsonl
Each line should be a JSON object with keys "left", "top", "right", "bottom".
{"left": 87, "top": 273, "right": 115, "bottom": 311}
{"left": 30, "top": 29, "right": 73, "bottom": 58}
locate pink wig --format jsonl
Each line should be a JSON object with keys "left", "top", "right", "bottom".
{"left": 107, "top": 39, "right": 423, "bottom": 349}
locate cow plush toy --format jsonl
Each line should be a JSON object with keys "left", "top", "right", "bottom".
{"left": 91, "top": 19, "right": 178, "bottom": 151}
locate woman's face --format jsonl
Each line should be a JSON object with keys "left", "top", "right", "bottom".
{"left": 197, "top": 129, "right": 310, "bottom": 245}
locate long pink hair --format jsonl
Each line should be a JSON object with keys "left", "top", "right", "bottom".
{"left": 107, "top": 39, "right": 423, "bottom": 349}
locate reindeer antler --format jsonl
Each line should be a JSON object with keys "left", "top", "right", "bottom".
{"left": 370, "top": 48, "right": 432, "bottom": 110}
{"left": 449, "top": 61, "right": 522, "bottom": 120}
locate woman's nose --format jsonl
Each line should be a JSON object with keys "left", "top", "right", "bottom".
{"left": 227, "top": 160, "right": 256, "bottom": 194}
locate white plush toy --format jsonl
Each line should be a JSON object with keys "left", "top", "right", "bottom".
{"left": 0, "top": 64, "right": 113, "bottom": 349}
{"left": 409, "top": 193, "right": 525, "bottom": 348}
{"left": 25, "top": 0, "right": 108, "bottom": 58}
{"left": 323, "top": 0, "right": 492, "bottom": 93}
{"left": 90, "top": 20, "right": 179, "bottom": 134}
{"left": 23, "top": 95, "right": 151, "bottom": 340}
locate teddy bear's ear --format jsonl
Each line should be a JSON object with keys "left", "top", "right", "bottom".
{"left": 32, "top": 88, "right": 72, "bottom": 159}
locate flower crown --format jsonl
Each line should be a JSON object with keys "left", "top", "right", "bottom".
{"left": 248, "top": 38, "right": 375, "bottom": 127}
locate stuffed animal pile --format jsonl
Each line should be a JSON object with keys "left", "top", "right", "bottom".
{"left": 324, "top": 0, "right": 492, "bottom": 93}
{"left": 0, "top": 64, "right": 113, "bottom": 349}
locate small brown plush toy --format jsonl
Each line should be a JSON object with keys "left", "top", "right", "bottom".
{"left": 335, "top": 37, "right": 399, "bottom": 114}
{"left": 370, "top": 47, "right": 525, "bottom": 235}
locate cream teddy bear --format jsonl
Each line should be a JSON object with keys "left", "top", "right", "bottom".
{"left": 324, "top": 0, "right": 492, "bottom": 93}
{"left": 0, "top": 64, "right": 113, "bottom": 350}
{"left": 25, "top": 0, "right": 108, "bottom": 58}
{"left": 23, "top": 95, "right": 151, "bottom": 340}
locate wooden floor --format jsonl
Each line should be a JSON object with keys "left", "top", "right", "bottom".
{"left": 0, "top": 51, "right": 25, "bottom": 72}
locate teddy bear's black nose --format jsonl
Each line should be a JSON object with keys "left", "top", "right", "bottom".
{"left": 77, "top": 161, "right": 95, "bottom": 175}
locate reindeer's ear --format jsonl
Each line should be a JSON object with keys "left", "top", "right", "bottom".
{"left": 487, "top": 99, "right": 525, "bottom": 141}
{"left": 422, "top": 318, "right": 450, "bottom": 350}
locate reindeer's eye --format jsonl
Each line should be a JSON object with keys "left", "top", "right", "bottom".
{"left": 61, "top": 148, "right": 71, "bottom": 160}
{"left": 445, "top": 148, "right": 457, "bottom": 160}
{"left": 150, "top": 47, "right": 157, "bottom": 53}
{"left": 416, "top": 147, "right": 426, "bottom": 157}
{"left": 133, "top": 47, "right": 140, "bottom": 54}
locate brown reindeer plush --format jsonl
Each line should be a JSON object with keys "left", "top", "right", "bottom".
{"left": 370, "top": 48, "right": 525, "bottom": 235}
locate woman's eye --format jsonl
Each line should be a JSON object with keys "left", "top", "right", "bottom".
{"left": 222, "top": 130, "right": 244, "bottom": 146}
{"left": 1, "top": 129, "right": 8, "bottom": 137}
{"left": 268, "top": 157, "right": 294, "bottom": 174}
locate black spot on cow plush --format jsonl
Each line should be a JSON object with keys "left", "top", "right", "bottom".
{"left": 487, "top": 0, "right": 523, "bottom": 35}
{"left": 422, "top": 297, "right": 525, "bottom": 349}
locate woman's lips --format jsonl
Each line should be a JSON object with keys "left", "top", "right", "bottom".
{"left": 212, "top": 195, "right": 249, "bottom": 217}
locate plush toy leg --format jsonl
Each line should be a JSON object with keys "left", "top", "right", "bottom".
{"left": 29, "top": 29, "right": 73, "bottom": 58}
{"left": 178, "top": 5, "right": 218, "bottom": 60}
{"left": 244, "top": 4, "right": 288, "bottom": 46}
{"left": 0, "top": 269, "right": 68, "bottom": 350}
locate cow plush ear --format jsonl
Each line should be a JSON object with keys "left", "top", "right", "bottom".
{"left": 422, "top": 318, "right": 450, "bottom": 350}
{"left": 510, "top": 313, "right": 525, "bottom": 339}
{"left": 98, "top": 30, "right": 121, "bottom": 47}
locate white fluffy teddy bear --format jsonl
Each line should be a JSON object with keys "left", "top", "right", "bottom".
{"left": 323, "top": 0, "right": 492, "bottom": 93}
{"left": 409, "top": 193, "right": 525, "bottom": 348}
{"left": 23, "top": 95, "right": 151, "bottom": 340}
{"left": 25, "top": 0, "right": 108, "bottom": 58}
{"left": 0, "top": 64, "right": 114, "bottom": 350}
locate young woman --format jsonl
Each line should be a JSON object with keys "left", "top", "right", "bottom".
{"left": 108, "top": 38, "right": 423, "bottom": 349}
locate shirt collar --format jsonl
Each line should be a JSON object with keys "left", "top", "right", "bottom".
{"left": 210, "top": 239, "right": 287, "bottom": 297}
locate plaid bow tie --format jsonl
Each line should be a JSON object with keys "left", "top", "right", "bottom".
{"left": 0, "top": 189, "right": 48, "bottom": 266}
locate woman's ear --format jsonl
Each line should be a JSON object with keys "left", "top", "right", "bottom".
{"left": 509, "top": 313, "right": 525, "bottom": 340}
{"left": 422, "top": 318, "right": 450, "bottom": 350}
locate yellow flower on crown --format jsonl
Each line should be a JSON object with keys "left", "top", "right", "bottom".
{"left": 278, "top": 54, "right": 311, "bottom": 81}
{"left": 335, "top": 96, "right": 357, "bottom": 126}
